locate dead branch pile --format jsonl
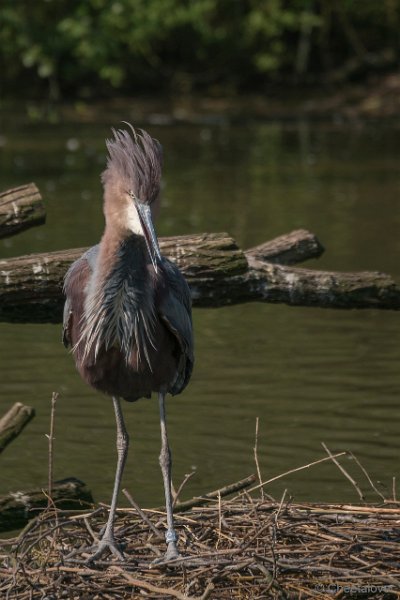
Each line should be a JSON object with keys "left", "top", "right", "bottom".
{"left": 1, "top": 490, "right": 399, "bottom": 599}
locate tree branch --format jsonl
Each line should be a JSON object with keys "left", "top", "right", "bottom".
{"left": 164, "top": 474, "right": 257, "bottom": 513}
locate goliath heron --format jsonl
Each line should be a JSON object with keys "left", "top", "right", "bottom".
{"left": 63, "top": 125, "right": 194, "bottom": 562}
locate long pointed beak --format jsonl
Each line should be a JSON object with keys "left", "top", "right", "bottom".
{"left": 135, "top": 201, "right": 162, "bottom": 272}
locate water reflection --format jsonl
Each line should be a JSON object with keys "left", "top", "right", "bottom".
{"left": 0, "top": 116, "right": 399, "bottom": 506}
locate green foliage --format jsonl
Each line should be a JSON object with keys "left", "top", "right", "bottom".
{"left": 1, "top": 0, "right": 400, "bottom": 98}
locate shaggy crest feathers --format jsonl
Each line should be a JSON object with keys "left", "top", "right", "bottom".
{"left": 101, "top": 124, "right": 163, "bottom": 204}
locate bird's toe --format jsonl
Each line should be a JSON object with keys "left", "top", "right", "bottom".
{"left": 64, "top": 536, "right": 125, "bottom": 564}
{"left": 85, "top": 537, "right": 125, "bottom": 564}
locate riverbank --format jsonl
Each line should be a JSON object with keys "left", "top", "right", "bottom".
{"left": 3, "top": 72, "right": 400, "bottom": 126}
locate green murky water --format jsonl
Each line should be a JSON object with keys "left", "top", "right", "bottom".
{"left": 1, "top": 113, "right": 399, "bottom": 509}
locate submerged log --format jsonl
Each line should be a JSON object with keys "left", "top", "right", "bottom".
{"left": 0, "top": 403, "right": 35, "bottom": 453}
{"left": 0, "top": 231, "right": 399, "bottom": 323}
{"left": 0, "top": 478, "right": 94, "bottom": 532}
{"left": 0, "top": 183, "right": 46, "bottom": 239}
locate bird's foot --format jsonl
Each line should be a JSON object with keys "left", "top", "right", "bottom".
{"left": 85, "top": 535, "right": 125, "bottom": 564}
{"left": 152, "top": 543, "right": 181, "bottom": 565}
{"left": 151, "top": 530, "right": 181, "bottom": 565}
{"left": 164, "top": 541, "right": 180, "bottom": 561}
{"left": 65, "top": 535, "right": 125, "bottom": 564}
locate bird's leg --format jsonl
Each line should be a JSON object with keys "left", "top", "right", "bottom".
{"left": 156, "top": 391, "right": 180, "bottom": 561}
{"left": 87, "top": 396, "right": 129, "bottom": 563}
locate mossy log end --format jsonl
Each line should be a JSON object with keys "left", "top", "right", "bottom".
{"left": 0, "top": 403, "right": 35, "bottom": 453}
{"left": 0, "top": 478, "right": 94, "bottom": 532}
{"left": 0, "top": 183, "right": 46, "bottom": 239}
{"left": 0, "top": 230, "right": 399, "bottom": 323}
{"left": 245, "top": 228, "right": 325, "bottom": 265}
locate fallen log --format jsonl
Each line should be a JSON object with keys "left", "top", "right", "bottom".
{"left": 242, "top": 258, "right": 400, "bottom": 311}
{"left": 0, "top": 403, "right": 35, "bottom": 453}
{"left": 245, "top": 228, "right": 324, "bottom": 265}
{"left": 0, "top": 183, "right": 46, "bottom": 239}
{"left": 0, "top": 231, "right": 399, "bottom": 323}
{"left": 0, "top": 478, "right": 94, "bottom": 532}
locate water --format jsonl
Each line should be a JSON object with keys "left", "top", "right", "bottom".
{"left": 0, "top": 113, "right": 399, "bottom": 509}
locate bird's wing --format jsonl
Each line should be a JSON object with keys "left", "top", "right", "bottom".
{"left": 158, "top": 258, "right": 194, "bottom": 395}
{"left": 62, "top": 245, "right": 99, "bottom": 348}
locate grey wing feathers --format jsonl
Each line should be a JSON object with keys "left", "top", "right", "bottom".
{"left": 62, "top": 296, "right": 73, "bottom": 348}
{"left": 159, "top": 258, "right": 194, "bottom": 395}
{"left": 62, "top": 245, "right": 99, "bottom": 348}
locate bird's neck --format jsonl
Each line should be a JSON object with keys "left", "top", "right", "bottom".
{"left": 96, "top": 227, "right": 147, "bottom": 282}
{"left": 89, "top": 227, "right": 152, "bottom": 320}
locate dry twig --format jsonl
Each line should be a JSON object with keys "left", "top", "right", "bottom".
{"left": 321, "top": 442, "right": 365, "bottom": 502}
{"left": 253, "top": 417, "right": 264, "bottom": 501}
{"left": 46, "top": 392, "right": 58, "bottom": 506}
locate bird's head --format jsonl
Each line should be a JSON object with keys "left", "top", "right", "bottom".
{"left": 102, "top": 124, "right": 163, "bottom": 270}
